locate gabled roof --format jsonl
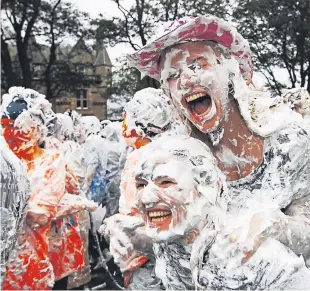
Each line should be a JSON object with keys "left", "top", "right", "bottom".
{"left": 93, "top": 44, "right": 112, "bottom": 67}
{"left": 70, "top": 38, "right": 92, "bottom": 56}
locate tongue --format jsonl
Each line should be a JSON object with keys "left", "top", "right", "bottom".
{"left": 192, "top": 98, "right": 211, "bottom": 115}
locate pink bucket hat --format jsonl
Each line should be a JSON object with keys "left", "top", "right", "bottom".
{"left": 127, "top": 15, "right": 253, "bottom": 82}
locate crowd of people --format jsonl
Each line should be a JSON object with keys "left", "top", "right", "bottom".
{"left": 1, "top": 14, "right": 310, "bottom": 290}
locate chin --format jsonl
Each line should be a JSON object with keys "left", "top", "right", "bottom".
{"left": 145, "top": 225, "right": 187, "bottom": 243}
{"left": 145, "top": 216, "right": 197, "bottom": 243}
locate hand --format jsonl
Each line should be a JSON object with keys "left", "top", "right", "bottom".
{"left": 55, "top": 194, "right": 98, "bottom": 218}
{"left": 99, "top": 214, "right": 152, "bottom": 270}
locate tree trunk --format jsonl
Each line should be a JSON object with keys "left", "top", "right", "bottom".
{"left": 16, "top": 34, "right": 32, "bottom": 88}
{"left": 1, "top": 37, "right": 16, "bottom": 88}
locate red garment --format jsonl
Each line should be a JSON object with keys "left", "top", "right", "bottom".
{"left": 49, "top": 163, "right": 86, "bottom": 281}
{"left": 3, "top": 223, "right": 54, "bottom": 290}
{"left": 3, "top": 151, "right": 85, "bottom": 290}
{"left": 49, "top": 215, "right": 85, "bottom": 281}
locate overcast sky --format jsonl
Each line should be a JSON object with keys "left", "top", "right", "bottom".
{"left": 69, "top": 0, "right": 135, "bottom": 67}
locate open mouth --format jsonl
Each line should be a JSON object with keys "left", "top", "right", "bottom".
{"left": 184, "top": 92, "right": 215, "bottom": 119}
{"left": 147, "top": 209, "right": 172, "bottom": 223}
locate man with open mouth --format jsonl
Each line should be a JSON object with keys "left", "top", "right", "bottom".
{"left": 128, "top": 14, "right": 310, "bottom": 269}
{"left": 133, "top": 135, "right": 310, "bottom": 290}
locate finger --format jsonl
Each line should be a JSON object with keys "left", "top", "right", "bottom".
{"left": 110, "top": 236, "right": 131, "bottom": 257}
{"left": 110, "top": 233, "right": 133, "bottom": 257}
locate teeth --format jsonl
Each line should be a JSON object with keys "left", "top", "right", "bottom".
{"left": 186, "top": 93, "right": 205, "bottom": 102}
{"left": 151, "top": 217, "right": 167, "bottom": 222}
{"left": 148, "top": 211, "right": 171, "bottom": 218}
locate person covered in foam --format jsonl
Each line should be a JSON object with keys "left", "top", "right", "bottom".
{"left": 47, "top": 112, "right": 95, "bottom": 289}
{"left": 101, "top": 121, "right": 127, "bottom": 217}
{"left": 128, "top": 15, "right": 310, "bottom": 267}
{"left": 120, "top": 87, "right": 188, "bottom": 215}
{"left": 132, "top": 135, "right": 310, "bottom": 290}
{"left": 81, "top": 115, "right": 109, "bottom": 204}
{"left": 102, "top": 88, "right": 189, "bottom": 288}
{"left": 0, "top": 87, "right": 96, "bottom": 290}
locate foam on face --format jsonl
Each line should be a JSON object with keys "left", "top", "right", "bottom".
{"left": 160, "top": 41, "right": 304, "bottom": 149}
{"left": 124, "top": 88, "right": 173, "bottom": 137}
{"left": 133, "top": 135, "right": 228, "bottom": 242}
{"left": 160, "top": 43, "right": 235, "bottom": 134}
{"left": 1, "top": 87, "right": 57, "bottom": 143}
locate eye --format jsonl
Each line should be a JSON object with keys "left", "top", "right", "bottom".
{"left": 167, "top": 69, "right": 180, "bottom": 81}
{"left": 155, "top": 177, "right": 177, "bottom": 188}
{"left": 136, "top": 179, "right": 148, "bottom": 190}
{"left": 188, "top": 62, "right": 201, "bottom": 71}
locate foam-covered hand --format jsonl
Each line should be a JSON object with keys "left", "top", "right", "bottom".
{"left": 99, "top": 214, "right": 153, "bottom": 271}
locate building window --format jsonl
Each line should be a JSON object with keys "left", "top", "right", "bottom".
{"left": 76, "top": 89, "right": 88, "bottom": 109}
{"left": 76, "top": 64, "right": 86, "bottom": 73}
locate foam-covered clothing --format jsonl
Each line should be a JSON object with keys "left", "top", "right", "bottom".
{"left": 84, "top": 135, "right": 108, "bottom": 203}
{"left": 119, "top": 149, "right": 140, "bottom": 216}
{"left": 105, "top": 140, "right": 127, "bottom": 217}
{"left": 3, "top": 151, "right": 85, "bottom": 290}
{"left": 227, "top": 122, "right": 310, "bottom": 260}
{"left": 0, "top": 138, "right": 30, "bottom": 286}
{"left": 151, "top": 234, "right": 310, "bottom": 290}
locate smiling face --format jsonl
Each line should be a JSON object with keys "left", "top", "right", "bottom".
{"left": 160, "top": 42, "right": 232, "bottom": 134}
{"left": 134, "top": 136, "right": 226, "bottom": 242}
{"left": 135, "top": 158, "right": 198, "bottom": 234}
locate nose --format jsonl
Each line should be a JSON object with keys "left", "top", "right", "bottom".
{"left": 140, "top": 182, "right": 160, "bottom": 206}
{"left": 179, "top": 72, "right": 194, "bottom": 89}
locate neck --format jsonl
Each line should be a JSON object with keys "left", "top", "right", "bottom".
{"left": 191, "top": 99, "right": 264, "bottom": 181}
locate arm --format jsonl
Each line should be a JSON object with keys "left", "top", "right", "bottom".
{"left": 264, "top": 124, "right": 310, "bottom": 258}
{"left": 27, "top": 153, "right": 67, "bottom": 226}
{"left": 269, "top": 196, "right": 310, "bottom": 261}
{"left": 197, "top": 214, "right": 310, "bottom": 290}
{"left": 54, "top": 193, "right": 97, "bottom": 219}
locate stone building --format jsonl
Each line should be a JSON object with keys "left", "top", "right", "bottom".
{"left": 55, "top": 39, "right": 112, "bottom": 120}
{"left": 4, "top": 37, "right": 112, "bottom": 120}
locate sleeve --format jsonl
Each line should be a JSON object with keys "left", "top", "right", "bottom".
{"left": 262, "top": 123, "right": 310, "bottom": 209}
{"left": 272, "top": 195, "right": 310, "bottom": 260}
{"left": 284, "top": 124, "right": 310, "bottom": 203}
{"left": 126, "top": 261, "right": 163, "bottom": 290}
{"left": 55, "top": 193, "right": 97, "bottom": 218}
{"left": 65, "top": 165, "right": 80, "bottom": 194}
